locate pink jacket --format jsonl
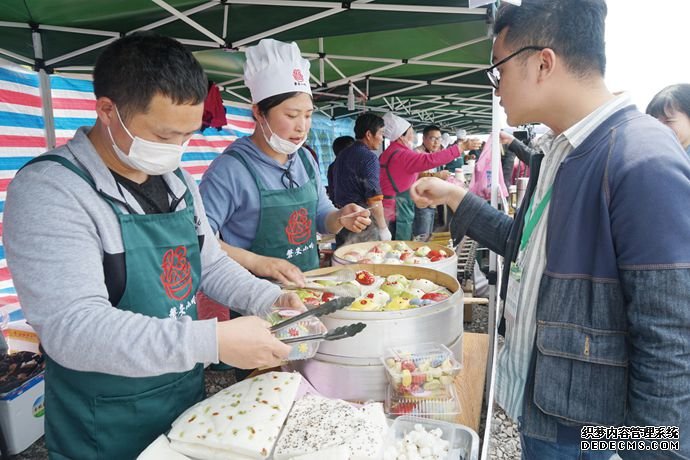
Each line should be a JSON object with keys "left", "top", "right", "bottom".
{"left": 379, "top": 141, "right": 461, "bottom": 221}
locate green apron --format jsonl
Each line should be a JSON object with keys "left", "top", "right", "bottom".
{"left": 28, "top": 155, "right": 204, "bottom": 460}
{"left": 229, "top": 149, "right": 319, "bottom": 271}
{"left": 381, "top": 148, "right": 415, "bottom": 241}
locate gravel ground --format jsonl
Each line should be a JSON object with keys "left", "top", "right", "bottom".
{"left": 12, "top": 304, "right": 522, "bottom": 460}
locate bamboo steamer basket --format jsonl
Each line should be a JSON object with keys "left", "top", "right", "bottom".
{"left": 332, "top": 240, "right": 458, "bottom": 278}
{"left": 288, "top": 264, "right": 464, "bottom": 401}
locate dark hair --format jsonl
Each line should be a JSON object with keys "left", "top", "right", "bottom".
{"left": 646, "top": 84, "right": 690, "bottom": 120}
{"left": 354, "top": 113, "right": 385, "bottom": 140}
{"left": 423, "top": 125, "right": 442, "bottom": 136}
{"left": 494, "top": 0, "right": 607, "bottom": 77}
{"left": 93, "top": 32, "right": 207, "bottom": 121}
{"left": 332, "top": 136, "right": 355, "bottom": 157}
{"left": 256, "top": 91, "right": 311, "bottom": 116}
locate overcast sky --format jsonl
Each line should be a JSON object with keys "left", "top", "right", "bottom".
{"left": 491, "top": 0, "right": 688, "bottom": 134}
{"left": 605, "top": 0, "right": 689, "bottom": 111}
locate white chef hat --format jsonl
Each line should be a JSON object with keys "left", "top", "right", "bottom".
{"left": 456, "top": 129, "right": 468, "bottom": 140}
{"left": 244, "top": 39, "right": 312, "bottom": 104}
{"left": 383, "top": 112, "right": 411, "bottom": 140}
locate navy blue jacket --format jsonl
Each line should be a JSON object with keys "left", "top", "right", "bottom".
{"left": 453, "top": 105, "right": 690, "bottom": 458}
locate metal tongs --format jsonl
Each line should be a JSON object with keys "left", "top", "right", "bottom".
{"left": 304, "top": 268, "right": 356, "bottom": 283}
{"left": 270, "top": 296, "right": 355, "bottom": 333}
{"left": 278, "top": 281, "right": 361, "bottom": 298}
{"left": 279, "top": 322, "right": 367, "bottom": 344}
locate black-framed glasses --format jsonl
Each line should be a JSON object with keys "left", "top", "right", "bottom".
{"left": 485, "top": 46, "right": 546, "bottom": 89}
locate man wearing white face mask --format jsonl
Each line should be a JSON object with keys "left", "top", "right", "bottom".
{"left": 200, "top": 39, "right": 370, "bottom": 287}
{"left": 3, "top": 33, "right": 307, "bottom": 459}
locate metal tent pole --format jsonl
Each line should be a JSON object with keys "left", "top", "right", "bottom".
{"left": 32, "top": 28, "right": 56, "bottom": 150}
{"left": 480, "top": 87, "right": 503, "bottom": 460}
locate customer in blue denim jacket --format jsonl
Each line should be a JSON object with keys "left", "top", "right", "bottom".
{"left": 410, "top": 1, "right": 690, "bottom": 459}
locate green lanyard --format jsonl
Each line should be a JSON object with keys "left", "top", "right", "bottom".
{"left": 519, "top": 186, "right": 553, "bottom": 251}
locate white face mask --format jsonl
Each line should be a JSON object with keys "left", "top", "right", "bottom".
{"left": 258, "top": 118, "right": 305, "bottom": 156}
{"left": 108, "top": 106, "right": 188, "bottom": 175}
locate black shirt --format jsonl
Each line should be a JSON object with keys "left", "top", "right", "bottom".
{"left": 111, "top": 171, "right": 171, "bottom": 214}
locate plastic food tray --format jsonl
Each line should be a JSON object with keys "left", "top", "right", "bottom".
{"left": 384, "top": 384, "right": 461, "bottom": 423}
{"left": 381, "top": 342, "right": 462, "bottom": 397}
{"left": 386, "top": 415, "right": 479, "bottom": 460}
{"left": 272, "top": 318, "right": 327, "bottom": 361}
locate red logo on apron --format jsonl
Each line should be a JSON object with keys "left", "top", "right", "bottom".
{"left": 285, "top": 208, "right": 312, "bottom": 245}
{"left": 160, "top": 246, "right": 193, "bottom": 300}
{"left": 292, "top": 69, "right": 305, "bottom": 82}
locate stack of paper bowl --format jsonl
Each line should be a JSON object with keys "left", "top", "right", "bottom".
{"left": 332, "top": 240, "right": 458, "bottom": 278}
{"left": 289, "top": 264, "right": 463, "bottom": 402}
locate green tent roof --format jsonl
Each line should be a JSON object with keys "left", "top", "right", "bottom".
{"left": 0, "top": 0, "right": 496, "bottom": 132}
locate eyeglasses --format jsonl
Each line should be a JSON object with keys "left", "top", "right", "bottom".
{"left": 426, "top": 136, "right": 442, "bottom": 142}
{"left": 485, "top": 46, "right": 546, "bottom": 89}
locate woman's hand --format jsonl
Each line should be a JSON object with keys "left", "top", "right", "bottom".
{"left": 273, "top": 292, "right": 307, "bottom": 313}
{"left": 337, "top": 203, "right": 372, "bottom": 233}
{"left": 248, "top": 254, "right": 305, "bottom": 287}
{"left": 460, "top": 138, "right": 482, "bottom": 151}
{"left": 410, "top": 177, "right": 466, "bottom": 212}
{"left": 435, "top": 170, "right": 451, "bottom": 180}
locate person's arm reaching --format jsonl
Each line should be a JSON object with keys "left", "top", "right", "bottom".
{"left": 410, "top": 177, "right": 513, "bottom": 256}
{"left": 399, "top": 144, "right": 463, "bottom": 174}
{"left": 218, "top": 240, "right": 306, "bottom": 287}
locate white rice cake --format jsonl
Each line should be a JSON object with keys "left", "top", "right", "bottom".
{"left": 137, "top": 435, "right": 191, "bottom": 460}
{"left": 273, "top": 394, "right": 388, "bottom": 459}
{"left": 168, "top": 372, "right": 301, "bottom": 459}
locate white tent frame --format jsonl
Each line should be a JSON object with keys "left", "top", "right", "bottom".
{"left": 0, "top": 0, "right": 496, "bottom": 142}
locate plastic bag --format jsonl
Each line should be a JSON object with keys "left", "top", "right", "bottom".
{"left": 469, "top": 138, "right": 508, "bottom": 199}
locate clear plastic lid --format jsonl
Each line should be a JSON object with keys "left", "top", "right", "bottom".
{"left": 381, "top": 342, "right": 462, "bottom": 398}
{"left": 385, "top": 384, "right": 461, "bottom": 423}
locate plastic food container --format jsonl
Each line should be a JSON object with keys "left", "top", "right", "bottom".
{"left": 272, "top": 318, "right": 327, "bottom": 361}
{"left": 384, "top": 415, "right": 456, "bottom": 460}
{"left": 385, "top": 385, "right": 461, "bottom": 423}
{"left": 382, "top": 343, "right": 462, "bottom": 397}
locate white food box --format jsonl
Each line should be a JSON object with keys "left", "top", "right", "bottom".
{"left": 0, "top": 372, "right": 45, "bottom": 455}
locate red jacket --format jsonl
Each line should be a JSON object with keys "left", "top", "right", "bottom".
{"left": 379, "top": 141, "right": 460, "bottom": 221}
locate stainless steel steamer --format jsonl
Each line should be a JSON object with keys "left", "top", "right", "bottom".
{"left": 289, "top": 264, "right": 464, "bottom": 401}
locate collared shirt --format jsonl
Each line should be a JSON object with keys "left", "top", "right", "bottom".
{"left": 495, "top": 94, "right": 634, "bottom": 421}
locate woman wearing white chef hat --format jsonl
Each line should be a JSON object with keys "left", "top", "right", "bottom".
{"left": 379, "top": 112, "right": 468, "bottom": 240}
{"left": 199, "top": 39, "right": 370, "bottom": 291}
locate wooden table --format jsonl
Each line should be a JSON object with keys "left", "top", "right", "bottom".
{"left": 454, "top": 332, "right": 490, "bottom": 433}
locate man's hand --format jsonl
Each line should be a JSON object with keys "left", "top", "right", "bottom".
{"left": 248, "top": 255, "right": 305, "bottom": 287}
{"left": 499, "top": 131, "right": 515, "bottom": 145}
{"left": 338, "top": 203, "right": 372, "bottom": 233}
{"left": 217, "top": 317, "right": 291, "bottom": 369}
{"left": 274, "top": 292, "right": 307, "bottom": 313}
{"left": 410, "top": 177, "right": 466, "bottom": 212}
